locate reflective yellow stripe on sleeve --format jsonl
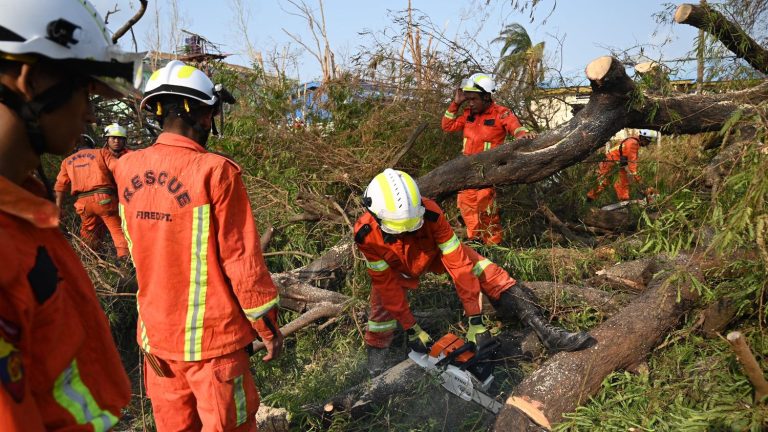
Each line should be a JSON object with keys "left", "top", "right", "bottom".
{"left": 366, "top": 259, "right": 390, "bottom": 272}
{"left": 438, "top": 234, "right": 461, "bottom": 255}
{"left": 184, "top": 204, "right": 211, "bottom": 362}
{"left": 444, "top": 110, "right": 457, "bottom": 119}
{"left": 243, "top": 296, "right": 280, "bottom": 321}
{"left": 472, "top": 259, "right": 492, "bottom": 277}
{"left": 513, "top": 126, "right": 529, "bottom": 136}
{"left": 483, "top": 141, "right": 491, "bottom": 151}
{"left": 53, "top": 360, "right": 119, "bottom": 432}
{"left": 368, "top": 319, "right": 398, "bottom": 332}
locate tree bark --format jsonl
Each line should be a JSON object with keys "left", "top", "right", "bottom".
{"left": 492, "top": 255, "right": 700, "bottom": 431}
{"left": 675, "top": 3, "right": 768, "bottom": 74}
{"left": 111, "top": 0, "right": 148, "bottom": 44}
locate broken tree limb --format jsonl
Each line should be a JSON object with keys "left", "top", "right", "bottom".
{"left": 492, "top": 254, "right": 700, "bottom": 431}
{"left": 111, "top": 0, "right": 148, "bottom": 44}
{"left": 726, "top": 331, "right": 768, "bottom": 403}
{"left": 675, "top": 3, "right": 768, "bottom": 74}
{"left": 537, "top": 204, "right": 596, "bottom": 247}
{"left": 388, "top": 122, "right": 428, "bottom": 167}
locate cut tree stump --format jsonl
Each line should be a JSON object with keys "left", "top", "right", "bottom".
{"left": 726, "top": 331, "right": 768, "bottom": 403}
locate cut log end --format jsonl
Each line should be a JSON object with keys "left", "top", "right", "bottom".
{"left": 505, "top": 396, "right": 552, "bottom": 431}
{"left": 727, "top": 331, "right": 743, "bottom": 342}
{"left": 674, "top": 4, "right": 694, "bottom": 23}
{"left": 585, "top": 56, "right": 615, "bottom": 81}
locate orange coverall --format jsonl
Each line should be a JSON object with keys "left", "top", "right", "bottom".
{"left": 0, "top": 175, "right": 131, "bottom": 432}
{"left": 114, "top": 132, "right": 279, "bottom": 431}
{"left": 101, "top": 146, "right": 132, "bottom": 174}
{"left": 54, "top": 148, "right": 128, "bottom": 257}
{"left": 587, "top": 137, "right": 643, "bottom": 201}
{"left": 441, "top": 101, "right": 529, "bottom": 245}
{"left": 354, "top": 198, "right": 517, "bottom": 348}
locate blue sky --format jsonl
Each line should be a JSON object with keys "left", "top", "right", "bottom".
{"left": 92, "top": 0, "right": 700, "bottom": 83}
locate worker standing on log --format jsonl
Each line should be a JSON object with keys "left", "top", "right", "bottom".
{"left": 355, "top": 169, "right": 594, "bottom": 375}
{"left": 441, "top": 73, "right": 535, "bottom": 245}
{"left": 587, "top": 129, "right": 658, "bottom": 202}
{"left": 0, "top": 0, "right": 140, "bottom": 429}
{"left": 54, "top": 134, "right": 130, "bottom": 262}
{"left": 113, "top": 60, "right": 283, "bottom": 431}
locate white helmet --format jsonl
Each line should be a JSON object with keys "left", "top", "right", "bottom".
{"left": 0, "top": 0, "right": 143, "bottom": 96}
{"left": 461, "top": 73, "right": 496, "bottom": 94}
{"left": 104, "top": 123, "right": 127, "bottom": 138}
{"left": 364, "top": 169, "right": 426, "bottom": 234}
{"left": 639, "top": 129, "right": 658, "bottom": 139}
{"left": 141, "top": 60, "right": 217, "bottom": 114}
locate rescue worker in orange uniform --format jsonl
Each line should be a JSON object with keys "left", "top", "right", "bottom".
{"left": 0, "top": 0, "right": 141, "bottom": 429}
{"left": 101, "top": 123, "right": 132, "bottom": 173}
{"left": 54, "top": 134, "right": 129, "bottom": 259}
{"left": 441, "top": 73, "right": 534, "bottom": 245}
{"left": 113, "top": 60, "right": 284, "bottom": 432}
{"left": 356, "top": 169, "right": 593, "bottom": 374}
{"left": 587, "top": 130, "right": 657, "bottom": 202}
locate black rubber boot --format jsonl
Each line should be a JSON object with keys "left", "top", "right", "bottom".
{"left": 492, "top": 284, "right": 595, "bottom": 353}
{"left": 366, "top": 346, "right": 389, "bottom": 377}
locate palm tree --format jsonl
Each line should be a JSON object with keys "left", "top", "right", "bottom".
{"left": 492, "top": 23, "right": 545, "bottom": 92}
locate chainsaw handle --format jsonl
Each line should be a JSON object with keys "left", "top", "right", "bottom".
{"left": 435, "top": 342, "right": 475, "bottom": 369}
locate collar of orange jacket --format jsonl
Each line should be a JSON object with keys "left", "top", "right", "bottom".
{"left": 155, "top": 132, "right": 207, "bottom": 153}
{"left": 0, "top": 175, "right": 60, "bottom": 228}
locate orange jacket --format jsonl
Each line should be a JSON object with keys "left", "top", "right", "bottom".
{"left": 605, "top": 137, "right": 642, "bottom": 180}
{"left": 54, "top": 148, "right": 114, "bottom": 195}
{"left": 0, "top": 176, "right": 130, "bottom": 432}
{"left": 354, "top": 198, "right": 485, "bottom": 330}
{"left": 114, "top": 132, "right": 279, "bottom": 362}
{"left": 101, "top": 147, "right": 132, "bottom": 174}
{"left": 441, "top": 101, "right": 528, "bottom": 155}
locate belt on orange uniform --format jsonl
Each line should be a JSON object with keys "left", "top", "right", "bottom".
{"left": 76, "top": 187, "right": 116, "bottom": 200}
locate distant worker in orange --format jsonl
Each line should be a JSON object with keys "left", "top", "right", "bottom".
{"left": 0, "top": 0, "right": 140, "bottom": 429}
{"left": 114, "top": 60, "right": 284, "bottom": 432}
{"left": 586, "top": 129, "right": 658, "bottom": 202}
{"left": 101, "top": 123, "right": 132, "bottom": 173}
{"left": 356, "top": 169, "right": 593, "bottom": 375}
{"left": 54, "top": 134, "right": 129, "bottom": 260}
{"left": 441, "top": 73, "right": 535, "bottom": 245}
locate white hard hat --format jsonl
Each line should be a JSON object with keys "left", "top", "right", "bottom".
{"left": 0, "top": 0, "right": 143, "bottom": 97}
{"left": 104, "top": 123, "right": 127, "bottom": 138}
{"left": 141, "top": 60, "right": 217, "bottom": 113}
{"left": 639, "top": 129, "right": 658, "bottom": 139}
{"left": 461, "top": 73, "right": 497, "bottom": 94}
{"left": 364, "top": 169, "right": 426, "bottom": 234}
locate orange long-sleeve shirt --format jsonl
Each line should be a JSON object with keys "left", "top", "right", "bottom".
{"left": 0, "top": 176, "right": 130, "bottom": 432}
{"left": 354, "top": 198, "right": 485, "bottom": 329}
{"left": 113, "top": 132, "right": 279, "bottom": 362}
{"left": 441, "top": 101, "right": 528, "bottom": 155}
{"left": 101, "top": 147, "right": 132, "bottom": 174}
{"left": 54, "top": 148, "right": 114, "bottom": 195}
{"left": 606, "top": 137, "right": 642, "bottom": 180}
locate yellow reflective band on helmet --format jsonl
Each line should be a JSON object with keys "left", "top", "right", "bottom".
{"left": 375, "top": 173, "right": 396, "bottom": 212}
{"left": 462, "top": 74, "right": 491, "bottom": 92}
{"left": 402, "top": 175, "right": 420, "bottom": 207}
{"left": 366, "top": 259, "right": 390, "bottom": 272}
{"left": 149, "top": 70, "right": 160, "bottom": 82}
{"left": 368, "top": 319, "right": 398, "bottom": 332}
{"left": 184, "top": 204, "right": 210, "bottom": 362}
{"left": 381, "top": 216, "right": 422, "bottom": 234}
{"left": 438, "top": 234, "right": 461, "bottom": 255}
{"left": 444, "top": 110, "right": 456, "bottom": 119}
{"left": 177, "top": 65, "right": 196, "bottom": 79}
{"left": 483, "top": 142, "right": 491, "bottom": 151}
{"left": 472, "top": 259, "right": 492, "bottom": 277}
{"left": 243, "top": 296, "right": 280, "bottom": 321}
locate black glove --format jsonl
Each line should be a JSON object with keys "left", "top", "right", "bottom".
{"left": 406, "top": 324, "right": 433, "bottom": 353}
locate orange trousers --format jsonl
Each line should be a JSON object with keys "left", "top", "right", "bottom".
{"left": 74, "top": 193, "right": 128, "bottom": 257}
{"left": 145, "top": 349, "right": 260, "bottom": 432}
{"left": 457, "top": 187, "right": 502, "bottom": 245}
{"left": 587, "top": 162, "right": 631, "bottom": 201}
{"left": 365, "top": 245, "right": 516, "bottom": 348}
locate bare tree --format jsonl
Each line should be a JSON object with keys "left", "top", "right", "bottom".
{"left": 281, "top": 0, "right": 336, "bottom": 82}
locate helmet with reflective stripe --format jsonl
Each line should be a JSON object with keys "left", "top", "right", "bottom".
{"left": 364, "top": 169, "right": 425, "bottom": 234}
{"left": 80, "top": 134, "right": 95, "bottom": 148}
{"left": 461, "top": 73, "right": 496, "bottom": 94}
{"left": 639, "top": 129, "right": 658, "bottom": 139}
{"left": 104, "top": 123, "right": 127, "bottom": 138}
{"left": 0, "top": 0, "right": 143, "bottom": 97}
{"left": 140, "top": 60, "right": 217, "bottom": 113}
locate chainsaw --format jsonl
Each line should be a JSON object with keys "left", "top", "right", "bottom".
{"left": 408, "top": 333, "right": 503, "bottom": 414}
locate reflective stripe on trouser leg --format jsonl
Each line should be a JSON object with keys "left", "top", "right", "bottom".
{"left": 53, "top": 359, "right": 119, "bottom": 432}
{"left": 461, "top": 245, "right": 516, "bottom": 301}
{"left": 185, "top": 204, "right": 211, "bottom": 361}
{"left": 233, "top": 375, "right": 247, "bottom": 426}
{"left": 365, "top": 285, "right": 397, "bottom": 348}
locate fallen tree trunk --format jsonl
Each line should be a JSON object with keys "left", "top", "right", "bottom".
{"left": 674, "top": 3, "right": 768, "bottom": 74}
{"left": 492, "top": 255, "right": 700, "bottom": 431}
